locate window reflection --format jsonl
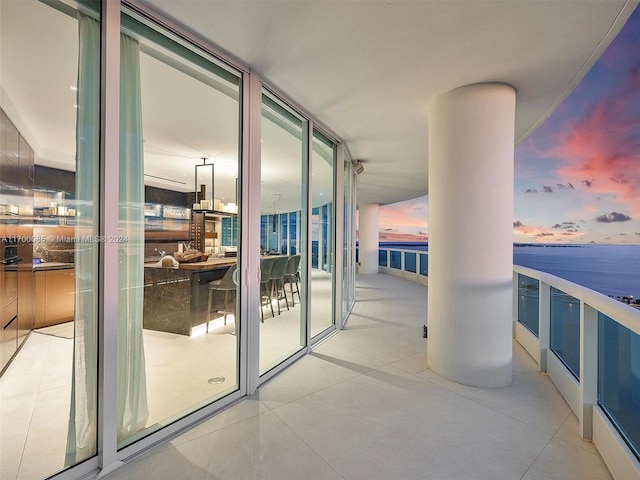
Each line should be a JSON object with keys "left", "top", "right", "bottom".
{"left": 310, "top": 131, "right": 335, "bottom": 338}
{"left": 0, "top": 1, "right": 99, "bottom": 477}
{"left": 259, "top": 92, "right": 307, "bottom": 374}
{"left": 117, "top": 9, "right": 242, "bottom": 446}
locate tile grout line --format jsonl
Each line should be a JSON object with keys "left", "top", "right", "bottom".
{"left": 269, "top": 405, "right": 348, "bottom": 480}
{"left": 519, "top": 410, "right": 573, "bottom": 480}
{"left": 16, "top": 335, "right": 54, "bottom": 479}
{"left": 404, "top": 363, "right": 575, "bottom": 440}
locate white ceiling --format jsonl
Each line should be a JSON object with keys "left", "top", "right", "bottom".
{"left": 2, "top": 0, "right": 637, "bottom": 210}
{"left": 138, "top": 0, "right": 638, "bottom": 206}
{"left": 0, "top": 0, "right": 334, "bottom": 213}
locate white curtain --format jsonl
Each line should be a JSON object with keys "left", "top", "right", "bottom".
{"left": 66, "top": 15, "right": 148, "bottom": 464}
{"left": 66, "top": 12, "right": 100, "bottom": 466}
{"left": 117, "top": 32, "right": 149, "bottom": 441}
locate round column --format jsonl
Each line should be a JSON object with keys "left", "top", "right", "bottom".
{"left": 359, "top": 203, "right": 380, "bottom": 274}
{"left": 427, "top": 83, "right": 515, "bottom": 388}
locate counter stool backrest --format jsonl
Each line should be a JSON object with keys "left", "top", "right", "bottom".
{"left": 270, "top": 256, "right": 288, "bottom": 280}
{"left": 260, "top": 256, "right": 277, "bottom": 283}
{"left": 217, "top": 264, "right": 237, "bottom": 290}
{"left": 286, "top": 254, "right": 301, "bottom": 275}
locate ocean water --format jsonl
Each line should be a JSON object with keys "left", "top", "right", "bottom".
{"left": 378, "top": 242, "right": 640, "bottom": 299}
{"left": 513, "top": 244, "right": 640, "bottom": 299}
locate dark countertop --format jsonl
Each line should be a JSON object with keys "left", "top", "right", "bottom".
{"left": 33, "top": 262, "right": 74, "bottom": 271}
{"left": 144, "top": 257, "right": 236, "bottom": 271}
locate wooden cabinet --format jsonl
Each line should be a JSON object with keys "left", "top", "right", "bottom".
{"left": 34, "top": 268, "right": 75, "bottom": 328}
{"left": 1, "top": 300, "right": 17, "bottom": 370}
{"left": 1, "top": 108, "right": 34, "bottom": 372}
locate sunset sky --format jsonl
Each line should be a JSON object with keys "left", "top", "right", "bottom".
{"left": 380, "top": 6, "right": 640, "bottom": 245}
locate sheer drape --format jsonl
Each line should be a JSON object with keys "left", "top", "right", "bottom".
{"left": 67, "top": 16, "right": 148, "bottom": 463}
{"left": 66, "top": 12, "right": 99, "bottom": 466}
{"left": 117, "top": 32, "right": 148, "bottom": 441}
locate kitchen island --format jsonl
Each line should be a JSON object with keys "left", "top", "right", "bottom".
{"left": 143, "top": 257, "right": 237, "bottom": 336}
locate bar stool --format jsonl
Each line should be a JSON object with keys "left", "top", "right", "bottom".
{"left": 206, "top": 264, "right": 237, "bottom": 333}
{"left": 260, "top": 256, "right": 277, "bottom": 322}
{"left": 269, "top": 256, "right": 290, "bottom": 315}
{"left": 284, "top": 254, "right": 301, "bottom": 306}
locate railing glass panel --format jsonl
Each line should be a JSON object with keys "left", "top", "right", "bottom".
{"left": 598, "top": 313, "right": 640, "bottom": 461}
{"left": 404, "top": 252, "right": 416, "bottom": 273}
{"left": 550, "top": 287, "right": 581, "bottom": 379}
{"left": 419, "top": 254, "right": 428, "bottom": 276}
{"left": 390, "top": 250, "right": 402, "bottom": 269}
{"left": 517, "top": 274, "right": 539, "bottom": 337}
{"left": 378, "top": 249, "right": 387, "bottom": 267}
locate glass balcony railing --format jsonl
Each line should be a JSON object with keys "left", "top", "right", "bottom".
{"left": 389, "top": 250, "right": 402, "bottom": 269}
{"left": 377, "top": 247, "right": 640, "bottom": 464}
{"left": 550, "top": 287, "right": 581, "bottom": 379}
{"left": 377, "top": 247, "right": 428, "bottom": 280}
{"left": 404, "top": 252, "right": 417, "bottom": 273}
{"left": 598, "top": 313, "right": 640, "bottom": 460}
{"left": 378, "top": 249, "right": 387, "bottom": 267}
{"left": 517, "top": 274, "right": 539, "bottom": 337}
{"left": 419, "top": 254, "right": 428, "bottom": 276}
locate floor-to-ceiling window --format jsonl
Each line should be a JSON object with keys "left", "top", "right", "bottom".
{"left": 116, "top": 6, "right": 242, "bottom": 447}
{"left": 0, "top": 1, "right": 99, "bottom": 477}
{"left": 259, "top": 91, "right": 307, "bottom": 374}
{"left": 310, "top": 130, "right": 335, "bottom": 337}
{"left": 342, "top": 158, "right": 356, "bottom": 322}
{"left": 0, "top": 1, "right": 349, "bottom": 477}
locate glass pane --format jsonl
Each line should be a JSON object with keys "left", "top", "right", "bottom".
{"left": 550, "top": 287, "right": 580, "bottom": 379}
{"left": 347, "top": 168, "right": 356, "bottom": 309}
{"left": 118, "top": 9, "right": 241, "bottom": 446}
{"left": 598, "top": 313, "right": 640, "bottom": 461}
{"left": 310, "top": 130, "right": 335, "bottom": 338}
{"left": 259, "top": 91, "right": 306, "bottom": 374}
{"left": 517, "top": 274, "right": 539, "bottom": 337}
{"left": 342, "top": 161, "right": 349, "bottom": 315}
{"left": 280, "top": 214, "right": 288, "bottom": 254}
{"left": 378, "top": 249, "right": 388, "bottom": 267}
{"left": 405, "top": 252, "right": 417, "bottom": 273}
{"left": 0, "top": 0, "right": 99, "bottom": 476}
{"left": 390, "top": 251, "right": 402, "bottom": 269}
{"left": 291, "top": 213, "right": 299, "bottom": 254}
{"left": 419, "top": 254, "right": 428, "bottom": 276}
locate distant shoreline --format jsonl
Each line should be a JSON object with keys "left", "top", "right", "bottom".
{"left": 371, "top": 241, "right": 640, "bottom": 302}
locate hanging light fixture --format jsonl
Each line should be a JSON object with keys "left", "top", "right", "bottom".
{"left": 194, "top": 157, "right": 214, "bottom": 211}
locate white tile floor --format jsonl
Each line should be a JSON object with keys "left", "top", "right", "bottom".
{"left": 102, "top": 273, "right": 612, "bottom": 480}
{"left": 0, "top": 270, "right": 329, "bottom": 480}
{"left": 1, "top": 273, "right": 613, "bottom": 479}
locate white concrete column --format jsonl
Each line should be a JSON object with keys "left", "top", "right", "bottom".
{"left": 427, "top": 83, "right": 515, "bottom": 388}
{"left": 359, "top": 203, "right": 379, "bottom": 274}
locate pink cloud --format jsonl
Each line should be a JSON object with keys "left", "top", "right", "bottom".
{"left": 513, "top": 222, "right": 583, "bottom": 243}
{"left": 379, "top": 196, "right": 428, "bottom": 231}
{"left": 549, "top": 66, "right": 640, "bottom": 216}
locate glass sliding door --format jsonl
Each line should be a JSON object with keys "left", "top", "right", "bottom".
{"left": 259, "top": 91, "right": 307, "bottom": 375}
{"left": 342, "top": 158, "right": 356, "bottom": 322}
{"left": 310, "top": 130, "right": 336, "bottom": 337}
{"left": 117, "top": 8, "right": 242, "bottom": 447}
{"left": 0, "top": 1, "right": 100, "bottom": 478}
